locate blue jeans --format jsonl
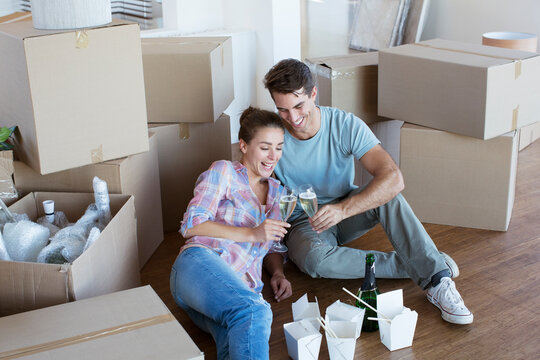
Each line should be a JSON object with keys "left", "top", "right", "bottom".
{"left": 286, "top": 189, "right": 449, "bottom": 289}
{"left": 170, "top": 246, "right": 273, "bottom": 360}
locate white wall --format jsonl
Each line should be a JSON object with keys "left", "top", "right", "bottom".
{"left": 422, "top": 0, "right": 540, "bottom": 49}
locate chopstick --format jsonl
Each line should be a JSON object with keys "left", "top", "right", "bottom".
{"left": 316, "top": 317, "right": 338, "bottom": 338}
{"left": 342, "top": 287, "right": 391, "bottom": 320}
{"left": 367, "top": 316, "right": 391, "bottom": 323}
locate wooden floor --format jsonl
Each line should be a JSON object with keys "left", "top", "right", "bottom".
{"left": 140, "top": 139, "right": 540, "bottom": 360}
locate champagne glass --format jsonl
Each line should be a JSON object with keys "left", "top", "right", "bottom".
{"left": 271, "top": 186, "right": 297, "bottom": 252}
{"left": 298, "top": 184, "right": 323, "bottom": 246}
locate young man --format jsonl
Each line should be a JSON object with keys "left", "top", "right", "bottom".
{"left": 263, "top": 58, "right": 473, "bottom": 325}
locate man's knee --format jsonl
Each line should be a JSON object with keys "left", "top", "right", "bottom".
{"left": 296, "top": 247, "right": 327, "bottom": 278}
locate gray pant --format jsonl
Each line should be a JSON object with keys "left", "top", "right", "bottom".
{"left": 285, "top": 188, "right": 448, "bottom": 289}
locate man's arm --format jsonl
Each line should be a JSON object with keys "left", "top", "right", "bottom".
{"left": 263, "top": 253, "right": 292, "bottom": 302}
{"left": 310, "top": 144, "right": 404, "bottom": 232}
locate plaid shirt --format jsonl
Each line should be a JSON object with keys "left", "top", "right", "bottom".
{"left": 180, "top": 160, "right": 282, "bottom": 293}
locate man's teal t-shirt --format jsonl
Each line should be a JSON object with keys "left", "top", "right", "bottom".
{"left": 274, "top": 106, "right": 380, "bottom": 221}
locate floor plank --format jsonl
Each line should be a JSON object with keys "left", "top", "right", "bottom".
{"left": 140, "top": 139, "right": 540, "bottom": 360}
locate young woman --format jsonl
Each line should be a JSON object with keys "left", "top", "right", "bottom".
{"left": 170, "top": 107, "right": 292, "bottom": 359}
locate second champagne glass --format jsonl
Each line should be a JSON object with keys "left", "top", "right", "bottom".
{"left": 298, "top": 184, "right": 323, "bottom": 246}
{"left": 270, "top": 186, "right": 297, "bottom": 252}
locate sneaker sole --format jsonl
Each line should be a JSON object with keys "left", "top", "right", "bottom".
{"left": 440, "top": 252, "right": 460, "bottom": 278}
{"left": 427, "top": 293, "right": 473, "bottom": 325}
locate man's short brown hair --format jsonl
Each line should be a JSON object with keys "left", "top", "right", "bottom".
{"left": 263, "top": 58, "right": 315, "bottom": 96}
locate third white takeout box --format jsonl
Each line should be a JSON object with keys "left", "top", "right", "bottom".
{"left": 325, "top": 320, "right": 357, "bottom": 360}
{"left": 377, "top": 289, "right": 418, "bottom": 351}
{"left": 325, "top": 300, "right": 365, "bottom": 339}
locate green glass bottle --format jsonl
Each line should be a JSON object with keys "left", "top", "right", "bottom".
{"left": 356, "top": 253, "right": 380, "bottom": 332}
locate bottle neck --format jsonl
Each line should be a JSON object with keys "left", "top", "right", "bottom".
{"left": 361, "top": 261, "right": 377, "bottom": 290}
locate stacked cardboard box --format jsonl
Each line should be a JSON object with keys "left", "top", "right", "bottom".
{"left": 142, "top": 36, "right": 235, "bottom": 232}
{"left": 0, "top": 18, "right": 157, "bottom": 314}
{"left": 377, "top": 38, "right": 540, "bottom": 231}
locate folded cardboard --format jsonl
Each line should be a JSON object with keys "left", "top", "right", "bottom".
{"left": 12, "top": 133, "right": 164, "bottom": 268}
{"left": 354, "top": 119, "right": 403, "bottom": 187}
{"left": 379, "top": 38, "right": 540, "bottom": 139}
{"left": 283, "top": 319, "right": 322, "bottom": 360}
{"left": 149, "top": 114, "right": 232, "bottom": 232}
{"left": 0, "top": 192, "right": 140, "bottom": 316}
{"left": 0, "top": 19, "right": 149, "bottom": 174}
{"left": 400, "top": 124, "right": 518, "bottom": 231}
{"left": 518, "top": 121, "right": 540, "bottom": 151}
{"left": 0, "top": 285, "right": 204, "bottom": 359}
{"left": 306, "top": 52, "right": 388, "bottom": 124}
{"left": 142, "top": 36, "right": 234, "bottom": 124}
{"left": 376, "top": 289, "right": 418, "bottom": 351}
{"left": 292, "top": 293, "right": 321, "bottom": 332}
{"left": 0, "top": 150, "right": 18, "bottom": 205}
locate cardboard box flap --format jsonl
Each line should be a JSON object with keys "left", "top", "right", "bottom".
{"left": 383, "top": 38, "right": 538, "bottom": 68}
{"left": 0, "top": 18, "right": 135, "bottom": 40}
{"left": 315, "top": 52, "right": 379, "bottom": 70}
{"left": 0, "top": 286, "right": 203, "bottom": 359}
{"left": 141, "top": 36, "right": 231, "bottom": 54}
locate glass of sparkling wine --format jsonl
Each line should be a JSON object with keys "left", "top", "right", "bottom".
{"left": 271, "top": 186, "right": 297, "bottom": 252}
{"left": 298, "top": 184, "right": 323, "bottom": 246}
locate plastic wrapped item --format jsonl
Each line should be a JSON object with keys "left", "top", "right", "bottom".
{"left": 83, "top": 227, "right": 101, "bottom": 252}
{"left": 3, "top": 220, "right": 50, "bottom": 262}
{"left": 93, "top": 176, "right": 112, "bottom": 226}
{"left": 349, "top": 0, "right": 411, "bottom": 51}
{"left": 37, "top": 204, "right": 103, "bottom": 264}
{"left": 36, "top": 202, "right": 70, "bottom": 237}
{"left": 0, "top": 230, "right": 11, "bottom": 261}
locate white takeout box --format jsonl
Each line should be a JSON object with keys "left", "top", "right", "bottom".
{"left": 292, "top": 293, "right": 321, "bottom": 331}
{"left": 326, "top": 300, "right": 365, "bottom": 339}
{"left": 325, "top": 320, "right": 357, "bottom": 360}
{"left": 377, "top": 289, "right": 418, "bottom": 351}
{"left": 283, "top": 319, "right": 322, "bottom": 360}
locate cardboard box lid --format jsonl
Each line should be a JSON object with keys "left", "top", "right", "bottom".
{"left": 0, "top": 18, "right": 135, "bottom": 40}
{"left": 0, "top": 286, "right": 204, "bottom": 360}
{"left": 381, "top": 38, "right": 538, "bottom": 67}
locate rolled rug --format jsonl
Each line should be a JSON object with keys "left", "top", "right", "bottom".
{"left": 31, "top": 0, "right": 112, "bottom": 30}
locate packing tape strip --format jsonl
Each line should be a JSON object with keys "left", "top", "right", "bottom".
{"left": 179, "top": 123, "right": 190, "bottom": 140}
{"left": 412, "top": 42, "right": 524, "bottom": 78}
{"left": 76, "top": 30, "right": 89, "bottom": 49}
{"left": 0, "top": 313, "right": 176, "bottom": 359}
{"left": 91, "top": 145, "right": 103, "bottom": 163}
{"left": 512, "top": 105, "right": 519, "bottom": 130}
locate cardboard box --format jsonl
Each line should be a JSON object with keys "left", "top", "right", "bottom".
{"left": 306, "top": 52, "right": 389, "bottom": 124}
{"left": 0, "top": 19, "right": 149, "bottom": 174}
{"left": 0, "top": 150, "right": 18, "bottom": 205}
{"left": 354, "top": 120, "right": 403, "bottom": 187}
{"left": 376, "top": 289, "right": 418, "bottom": 351}
{"left": 142, "top": 36, "right": 234, "bottom": 124}
{"left": 379, "top": 39, "right": 540, "bottom": 139}
{"left": 12, "top": 133, "right": 164, "bottom": 268}
{"left": 400, "top": 124, "right": 518, "bottom": 231}
{"left": 0, "top": 192, "right": 140, "bottom": 316}
{"left": 149, "top": 114, "right": 232, "bottom": 232}
{"left": 519, "top": 121, "right": 540, "bottom": 151}
{"left": 0, "top": 286, "right": 204, "bottom": 359}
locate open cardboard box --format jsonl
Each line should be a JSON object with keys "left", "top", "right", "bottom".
{"left": 0, "top": 285, "right": 204, "bottom": 359}
{"left": 0, "top": 192, "right": 140, "bottom": 316}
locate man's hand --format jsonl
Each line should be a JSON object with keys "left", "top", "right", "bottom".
{"left": 310, "top": 203, "right": 345, "bottom": 233}
{"left": 252, "top": 219, "right": 290, "bottom": 242}
{"left": 270, "top": 272, "right": 292, "bottom": 302}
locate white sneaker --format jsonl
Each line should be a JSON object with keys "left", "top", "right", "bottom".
{"left": 440, "top": 252, "right": 459, "bottom": 278}
{"left": 427, "top": 277, "right": 473, "bottom": 324}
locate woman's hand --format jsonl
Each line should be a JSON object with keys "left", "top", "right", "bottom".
{"left": 270, "top": 272, "right": 292, "bottom": 302}
{"left": 251, "top": 219, "right": 290, "bottom": 242}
